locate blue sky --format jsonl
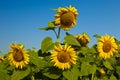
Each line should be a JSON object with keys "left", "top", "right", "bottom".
{"left": 0, "top": 0, "right": 120, "bottom": 53}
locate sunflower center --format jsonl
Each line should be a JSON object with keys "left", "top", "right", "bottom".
{"left": 60, "top": 12, "right": 75, "bottom": 26}
{"left": 57, "top": 51, "right": 70, "bottom": 63}
{"left": 103, "top": 41, "right": 111, "bottom": 53}
{"left": 13, "top": 49, "right": 24, "bottom": 62}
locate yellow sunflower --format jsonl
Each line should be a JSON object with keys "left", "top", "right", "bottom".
{"left": 51, "top": 44, "right": 77, "bottom": 70}
{"left": 97, "top": 34, "right": 117, "bottom": 59}
{"left": 8, "top": 43, "right": 29, "bottom": 69}
{"left": 54, "top": 5, "right": 78, "bottom": 30}
{"left": 75, "top": 33, "right": 90, "bottom": 46}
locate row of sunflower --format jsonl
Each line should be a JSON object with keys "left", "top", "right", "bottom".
{"left": 0, "top": 5, "right": 120, "bottom": 80}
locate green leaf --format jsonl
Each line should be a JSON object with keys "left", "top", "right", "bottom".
{"left": 43, "top": 67, "right": 61, "bottom": 79}
{"left": 11, "top": 67, "right": 30, "bottom": 80}
{"left": 93, "top": 77, "right": 98, "bottom": 80}
{"left": 0, "top": 51, "right": 2, "bottom": 54}
{"left": 64, "top": 35, "right": 81, "bottom": 46}
{"left": 90, "top": 64, "right": 97, "bottom": 74}
{"left": 41, "top": 37, "right": 54, "bottom": 53}
{"left": 110, "top": 75, "right": 117, "bottom": 80}
{"left": 102, "top": 76, "right": 109, "bottom": 80}
{"left": 103, "top": 61, "right": 113, "bottom": 70}
{"left": 48, "top": 21, "right": 55, "bottom": 27}
{"left": 43, "top": 72, "right": 61, "bottom": 79}
{"left": 116, "top": 66, "right": 120, "bottom": 78}
{"left": 80, "top": 62, "right": 91, "bottom": 76}
{"left": 0, "top": 63, "right": 10, "bottom": 80}
{"left": 38, "top": 21, "right": 56, "bottom": 31}
{"left": 29, "top": 49, "right": 53, "bottom": 73}
{"left": 63, "top": 64, "right": 80, "bottom": 80}
{"left": 28, "top": 50, "right": 40, "bottom": 66}
{"left": 93, "top": 34, "right": 101, "bottom": 39}
{"left": 38, "top": 27, "right": 55, "bottom": 31}
{"left": 51, "top": 8, "right": 58, "bottom": 11}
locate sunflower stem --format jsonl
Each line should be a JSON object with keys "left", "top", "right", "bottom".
{"left": 57, "top": 28, "right": 61, "bottom": 42}
{"left": 53, "top": 29, "right": 58, "bottom": 39}
{"left": 30, "top": 74, "right": 35, "bottom": 80}
{"left": 91, "top": 74, "right": 94, "bottom": 80}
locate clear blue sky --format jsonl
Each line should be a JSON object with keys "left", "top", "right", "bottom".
{"left": 0, "top": 0, "right": 120, "bottom": 53}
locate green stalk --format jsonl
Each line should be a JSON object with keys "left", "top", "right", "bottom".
{"left": 57, "top": 28, "right": 61, "bottom": 42}
{"left": 31, "top": 75, "right": 35, "bottom": 80}
{"left": 53, "top": 29, "right": 58, "bottom": 39}
{"left": 91, "top": 74, "right": 94, "bottom": 80}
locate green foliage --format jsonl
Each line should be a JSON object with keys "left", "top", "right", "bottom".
{"left": 39, "top": 27, "right": 55, "bottom": 31}
{"left": 116, "top": 66, "right": 120, "bottom": 78}
{"left": 63, "top": 64, "right": 80, "bottom": 80}
{"left": 93, "top": 34, "right": 101, "bottom": 39}
{"left": 28, "top": 50, "right": 40, "bottom": 66}
{"left": 0, "top": 63, "right": 10, "bottom": 80}
{"left": 110, "top": 75, "right": 117, "bottom": 80}
{"left": 43, "top": 67, "right": 61, "bottom": 79}
{"left": 48, "top": 21, "right": 55, "bottom": 27}
{"left": 80, "top": 62, "right": 97, "bottom": 76}
{"left": 11, "top": 67, "right": 30, "bottom": 80}
{"left": 64, "top": 34, "right": 81, "bottom": 46}
{"left": 38, "top": 21, "right": 56, "bottom": 31}
{"left": 41, "top": 36, "right": 54, "bottom": 53}
{"left": 103, "top": 60, "right": 113, "bottom": 70}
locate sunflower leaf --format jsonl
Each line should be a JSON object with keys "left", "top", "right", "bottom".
{"left": 63, "top": 64, "right": 80, "bottom": 80}
{"left": 48, "top": 21, "right": 55, "bottom": 27}
{"left": 110, "top": 74, "right": 117, "bottom": 80}
{"left": 64, "top": 35, "right": 81, "bottom": 47}
{"left": 43, "top": 67, "right": 61, "bottom": 79}
{"left": 51, "top": 8, "right": 58, "bottom": 11}
{"left": 38, "top": 21, "right": 56, "bottom": 31}
{"left": 28, "top": 50, "right": 40, "bottom": 66}
{"left": 11, "top": 67, "right": 30, "bottom": 80}
{"left": 89, "top": 64, "right": 97, "bottom": 74}
{"left": 38, "top": 27, "right": 55, "bottom": 31}
{"left": 80, "top": 62, "right": 91, "bottom": 76}
{"left": 0, "top": 63, "right": 10, "bottom": 80}
{"left": 103, "top": 61, "right": 113, "bottom": 70}
{"left": 93, "top": 34, "right": 101, "bottom": 39}
{"left": 41, "top": 36, "right": 54, "bottom": 53}
{"left": 116, "top": 66, "right": 120, "bottom": 78}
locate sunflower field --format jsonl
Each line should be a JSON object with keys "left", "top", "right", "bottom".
{"left": 0, "top": 5, "right": 120, "bottom": 80}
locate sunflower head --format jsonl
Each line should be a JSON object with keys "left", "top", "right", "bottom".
{"left": 51, "top": 44, "right": 77, "bottom": 70}
{"left": 97, "top": 34, "right": 117, "bottom": 59}
{"left": 75, "top": 33, "right": 90, "bottom": 46}
{"left": 54, "top": 5, "right": 78, "bottom": 30}
{"left": 8, "top": 43, "right": 29, "bottom": 69}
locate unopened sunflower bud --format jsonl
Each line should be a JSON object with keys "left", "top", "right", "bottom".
{"left": 75, "top": 33, "right": 90, "bottom": 46}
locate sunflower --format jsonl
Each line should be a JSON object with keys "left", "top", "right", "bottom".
{"left": 8, "top": 43, "right": 29, "bottom": 69}
{"left": 97, "top": 34, "right": 117, "bottom": 59}
{"left": 75, "top": 33, "right": 90, "bottom": 46}
{"left": 51, "top": 44, "right": 77, "bottom": 70}
{"left": 54, "top": 5, "right": 78, "bottom": 30}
